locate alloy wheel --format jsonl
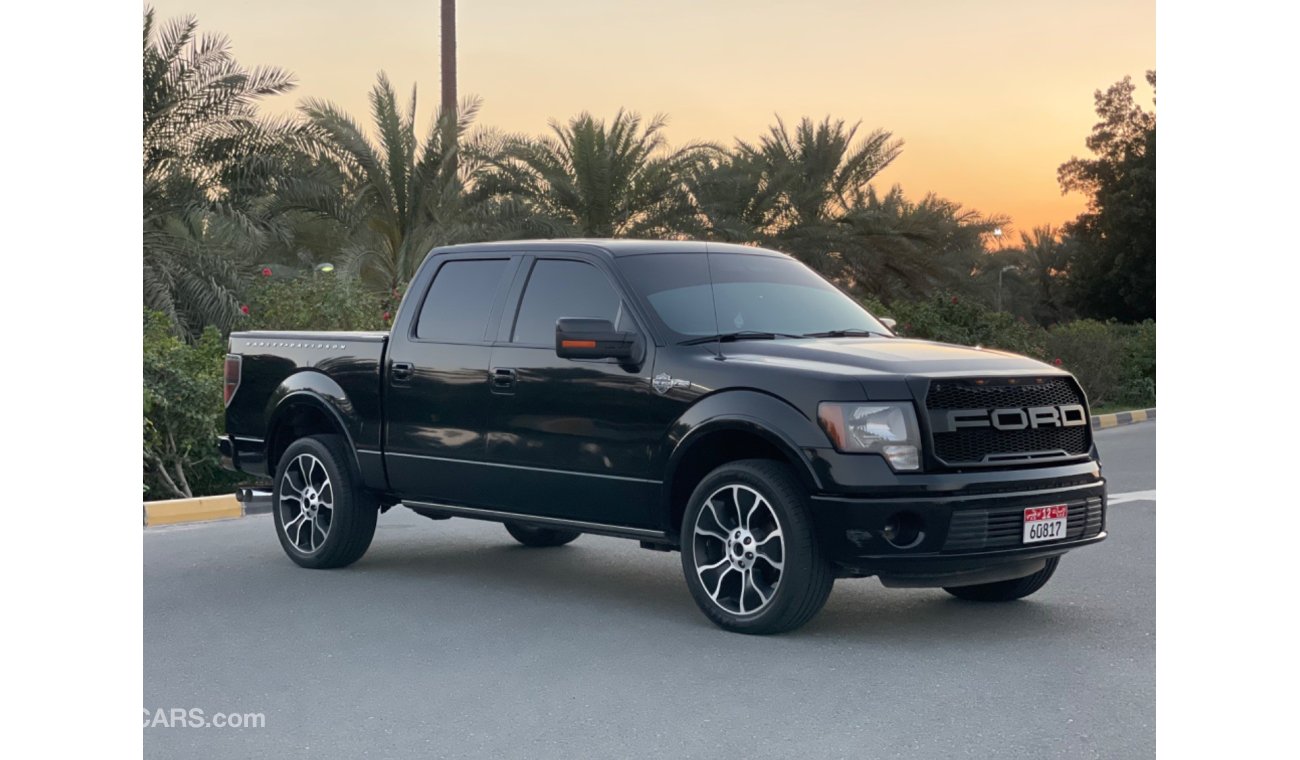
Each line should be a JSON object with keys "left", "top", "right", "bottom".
{"left": 692, "top": 484, "right": 785, "bottom": 616}
{"left": 278, "top": 453, "right": 334, "bottom": 554}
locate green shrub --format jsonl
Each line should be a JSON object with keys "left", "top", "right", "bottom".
{"left": 243, "top": 274, "right": 389, "bottom": 331}
{"left": 1045, "top": 319, "right": 1155, "bottom": 407}
{"left": 870, "top": 294, "right": 1156, "bottom": 409}
{"left": 874, "top": 292, "right": 1049, "bottom": 359}
{"left": 143, "top": 310, "right": 243, "bottom": 498}
{"left": 1113, "top": 320, "right": 1156, "bottom": 407}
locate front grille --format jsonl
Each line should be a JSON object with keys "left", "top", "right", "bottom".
{"left": 943, "top": 496, "right": 1104, "bottom": 552}
{"left": 927, "top": 379, "right": 1081, "bottom": 410}
{"left": 926, "top": 378, "right": 1090, "bottom": 466}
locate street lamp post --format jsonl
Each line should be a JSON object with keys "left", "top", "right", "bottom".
{"left": 997, "top": 265, "right": 1017, "bottom": 312}
{"left": 990, "top": 228, "right": 1016, "bottom": 312}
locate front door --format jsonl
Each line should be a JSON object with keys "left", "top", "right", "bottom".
{"left": 481, "top": 255, "right": 667, "bottom": 528}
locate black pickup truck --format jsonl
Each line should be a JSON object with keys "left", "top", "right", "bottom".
{"left": 221, "top": 239, "right": 1105, "bottom": 634}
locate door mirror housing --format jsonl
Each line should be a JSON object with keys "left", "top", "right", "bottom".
{"left": 879, "top": 317, "right": 897, "bottom": 332}
{"left": 555, "top": 318, "right": 641, "bottom": 363}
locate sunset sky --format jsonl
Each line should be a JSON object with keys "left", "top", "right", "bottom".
{"left": 150, "top": 0, "right": 1154, "bottom": 234}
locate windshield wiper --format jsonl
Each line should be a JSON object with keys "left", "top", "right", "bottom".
{"left": 679, "top": 331, "right": 806, "bottom": 346}
{"left": 802, "top": 328, "right": 887, "bottom": 338}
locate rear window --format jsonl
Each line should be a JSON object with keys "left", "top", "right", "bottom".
{"left": 415, "top": 259, "right": 510, "bottom": 342}
{"left": 511, "top": 260, "right": 621, "bottom": 344}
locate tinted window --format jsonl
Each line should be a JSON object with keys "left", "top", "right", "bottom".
{"left": 512, "top": 260, "right": 620, "bottom": 344}
{"left": 415, "top": 259, "right": 510, "bottom": 342}
{"left": 617, "top": 252, "right": 888, "bottom": 341}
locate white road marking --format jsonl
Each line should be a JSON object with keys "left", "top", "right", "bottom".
{"left": 1109, "top": 489, "right": 1156, "bottom": 504}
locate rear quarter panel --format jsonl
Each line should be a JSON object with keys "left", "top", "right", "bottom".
{"left": 226, "top": 331, "right": 388, "bottom": 465}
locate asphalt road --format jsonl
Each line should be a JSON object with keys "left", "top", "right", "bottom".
{"left": 144, "top": 422, "right": 1155, "bottom": 759}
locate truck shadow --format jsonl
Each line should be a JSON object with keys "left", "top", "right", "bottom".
{"left": 350, "top": 529, "right": 1110, "bottom": 645}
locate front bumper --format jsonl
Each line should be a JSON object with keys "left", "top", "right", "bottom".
{"left": 809, "top": 472, "right": 1106, "bottom": 586}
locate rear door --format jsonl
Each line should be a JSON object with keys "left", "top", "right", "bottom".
{"left": 479, "top": 254, "right": 665, "bottom": 528}
{"left": 384, "top": 254, "right": 520, "bottom": 502}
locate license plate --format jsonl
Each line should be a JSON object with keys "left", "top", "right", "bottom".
{"left": 1023, "top": 505, "right": 1068, "bottom": 544}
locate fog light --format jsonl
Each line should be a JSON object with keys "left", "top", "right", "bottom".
{"left": 883, "top": 444, "right": 919, "bottom": 471}
{"left": 882, "top": 511, "right": 926, "bottom": 549}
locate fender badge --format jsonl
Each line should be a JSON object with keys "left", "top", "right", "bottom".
{"left": 652, "top": 373, "right": 691, "bottom": 395}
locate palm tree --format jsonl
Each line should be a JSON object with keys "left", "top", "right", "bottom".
{"left": 287, "top": 74, "right": 525, "bottom": 290}
{"left": 680, "top": 150, "right": 778, "bottom": 242}
{"left": 143, "top": 7, "right": 298, "bottom": 336}
{"left": 1015, "top": 225, "right": 1072, "bottom": 324}
{"left": 835, "top": 185, "right": 1005, "bottom": 303}
{"left": 484, "top": 110, "right": 715, "bottom": 237}
{"left": 682, "top": 116, "right": 903, "bottom": 276}
{"left": 748, "top": 116, "right": 902, "bottom": 237}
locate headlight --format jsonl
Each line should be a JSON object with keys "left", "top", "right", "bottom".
{"left": 817, "top": 402, "right": 921, "bottom": 471}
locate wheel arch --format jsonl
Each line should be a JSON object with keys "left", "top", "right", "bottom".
{"left": 264, "top": 377, "right": 363, "bottom": 480}
{"left": 658, "top": 390, "right": 827, "bottom": 538}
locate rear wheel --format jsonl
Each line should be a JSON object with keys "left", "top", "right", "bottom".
{"left": 943, "top": 557, "right": 1060, "bottom": 601}
{"left": 504, "top": 522, "right": 580, "bottom": 547}
{"left": 680, "top": 459, "right": 834, "bottom": 635}
{"left": 272, "top": 435, "right": 377, "bottom": 569}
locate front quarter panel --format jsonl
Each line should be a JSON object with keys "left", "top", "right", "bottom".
{"left": 659, "top": 389, "right": 832, "bottom": 497}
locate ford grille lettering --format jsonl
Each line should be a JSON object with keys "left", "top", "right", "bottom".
{"left": 937, "top": 404, "right": 1087, "bottom": 433}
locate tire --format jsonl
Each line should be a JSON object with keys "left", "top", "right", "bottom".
{"left": 943, "top": 556, "right": 1061, "bottom": 601}
{"left": 272, "top": 434, "right": 378, "bottom": 569}
{"left": 504, "top": 521, "right": 580, "bottom": 547}
{"left": 680, "top": 459, "right": 834, "bottom": 635}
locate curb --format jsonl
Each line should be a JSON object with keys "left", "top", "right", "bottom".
{"left": 1091, "top": 407, "right": 1155, "bottom": 430}
{"left": 144, "top": 490, "right": 271, "bottom": 528}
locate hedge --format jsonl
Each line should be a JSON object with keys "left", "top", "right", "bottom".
{"left": 876, "top": 292, "right": 1155, "bottom": 407}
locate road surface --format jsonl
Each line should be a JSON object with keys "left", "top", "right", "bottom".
{"left": 145, "top": 422, "right": 1155, "bottom": 759}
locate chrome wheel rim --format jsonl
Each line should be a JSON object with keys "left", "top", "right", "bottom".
{"left": 692, "top": 484, "right": 784, "bottom": 616}
{"left": 278, "top": 453, "right": 333, "bottom": 554}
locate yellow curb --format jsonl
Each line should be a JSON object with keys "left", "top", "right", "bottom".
{"left": 144, "top": 494, "right": 242, "bottom": 527}
{"left": 1130, "top": 409, "right": 1148, "bottom": 422}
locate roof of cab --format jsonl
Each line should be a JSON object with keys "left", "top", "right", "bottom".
{"left": 427, "top": 238, "right": 792, "bottom": 259}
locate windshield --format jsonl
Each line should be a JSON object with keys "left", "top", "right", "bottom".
{"left": 616, "top": 252, "right": 888, "bottom": 342}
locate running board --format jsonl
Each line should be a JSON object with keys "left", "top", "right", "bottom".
{"left": 402, "top": 500, "right": 670, "bottom": 543}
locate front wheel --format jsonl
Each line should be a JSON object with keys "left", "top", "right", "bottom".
{"left": 680, "top": 459, "right": 834, "bottom": 635}
{"left": 943, "top": 557, "right": 1061, "bottom": 601}
{"left": 272, "top": 435, "right": 378, "bottom": 569}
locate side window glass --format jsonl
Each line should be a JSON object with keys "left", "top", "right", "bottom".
{"left": 512, "top": 260, "right": 621, "bottom": 344}
{"left": 415, "top": 259, "right": 510, "bottom": 342}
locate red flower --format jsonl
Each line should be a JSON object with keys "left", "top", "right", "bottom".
{"left": 382, "top": 311, "right": 392, "bottom": 322}
{"left": 1053, "top": 357, "right": 1063, "bottom": 366}
{"left": 950, "top": 296, "right": 959, "bottom": 305}
{"left": 261, "top": 267, "right": 273, "bottom": 277}
{"left": 240, "top": 304, "right": 250, "bottom": 315}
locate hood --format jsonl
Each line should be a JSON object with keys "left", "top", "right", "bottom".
{"left": 719, "top": 337, "right": 1060, "bottom": 378}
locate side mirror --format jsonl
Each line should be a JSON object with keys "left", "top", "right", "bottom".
{"left": 556, "top": 318, "right": 641, "bottom": 363}
{"left": 879, "top": 317, "right": 898, "bottom": 332}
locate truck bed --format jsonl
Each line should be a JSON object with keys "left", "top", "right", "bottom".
{"left": 224, "top": 330, "right": 390, "bottom": 478}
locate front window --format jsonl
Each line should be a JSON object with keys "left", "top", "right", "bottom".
{"left": 616, "top": 252, "right": 888, "bottom": 342}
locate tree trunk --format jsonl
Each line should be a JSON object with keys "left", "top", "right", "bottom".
{"left": 148, "top": 452, "right": 189, "bottom": 500}
{"left": 440, "top": 0, "right": 457, "bottom": 114}
{"left": 441, "top": 0, "right": 458, "bottom": 173}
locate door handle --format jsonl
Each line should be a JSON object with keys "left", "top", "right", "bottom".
{"left": 491, "top": 367, "right": 517, "bottom": 394}
{"left": 391, "top": 362, "right": 414, "bottom": 381}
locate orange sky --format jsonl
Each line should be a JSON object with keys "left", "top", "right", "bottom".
{"left": 150, "top": 0, "right": 1154, "bottom": 234}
